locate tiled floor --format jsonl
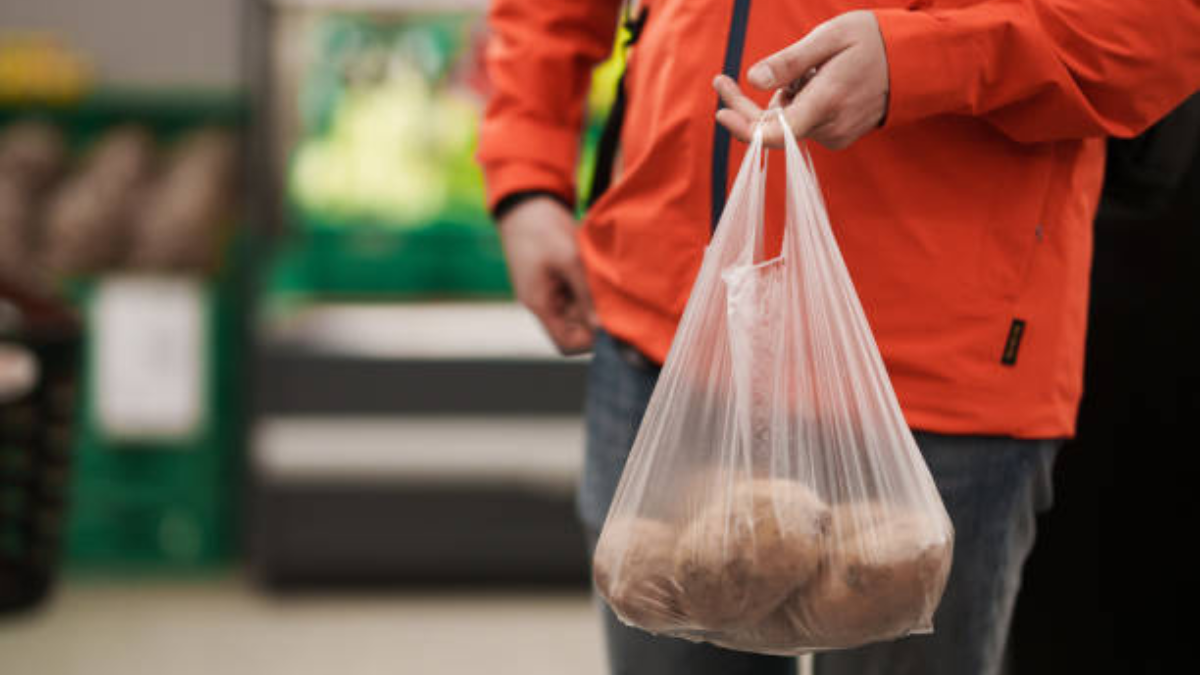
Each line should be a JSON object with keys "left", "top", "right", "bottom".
{"left": 0, "top": 577, "right": 607, "bottom": 675}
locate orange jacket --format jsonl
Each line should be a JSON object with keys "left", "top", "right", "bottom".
{"left": 478, "top": 0, "right": 1200, "bottom": 438}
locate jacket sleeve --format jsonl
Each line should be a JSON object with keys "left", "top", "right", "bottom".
{"left": 477, "top": 0, "right": 623, "bottom": 211}
{"left": 873, "top": 0, "right": 1200, "bottom": 142}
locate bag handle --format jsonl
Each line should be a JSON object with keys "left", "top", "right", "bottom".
{"left": 771, "top": 108, "right": 836, "bottom": 265}
{"left": 736, "top": 108, "right": 826, "bottom": 266}
{"left": 739, "top": 110, "right": 796, "bottom": 265}
{"left": 713, "top": 108, "right": 818, "bottom": 268}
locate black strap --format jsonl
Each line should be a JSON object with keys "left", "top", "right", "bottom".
{"left": 492, "top": 189, "right": 572, "bottom": 222}
{"left": 711, "top": 0, "right": 753, "bottom": 231}
{"left": 586, "top": 6, "right": 649, "bottom": 210}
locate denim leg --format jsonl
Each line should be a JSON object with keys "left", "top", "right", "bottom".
{"left": 577, "top": 331, "right": 661, "bottom": 533}
{"left": 580, "top": 331, "right": 796, "bottom": 675}
{"left": 814, "top": 432, "right": 1060, "bottom": 675}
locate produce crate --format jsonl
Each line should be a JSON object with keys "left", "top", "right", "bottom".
{"left": 64, "top": 265, "right": 244, "bottom": 570}
{"left": 0, "top": 89, "right": 243, "bottom": 148}
{"left": 264, "top": 11, "right": 508, "bottom": 300}
{"left": 268, "top": 207, "right": 509, "bottom": 299}
{"left": 2, "top": 91, "right": 248, "bottom": 570}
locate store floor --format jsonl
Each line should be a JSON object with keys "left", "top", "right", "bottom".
{"left": 0, "top": 577, "right": 606, "bottom": 675}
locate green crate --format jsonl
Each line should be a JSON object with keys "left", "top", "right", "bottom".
{"left": 0, "top": 90, "right": 251, "bottom": 571}
{"left": 64, "top": 264, "right": 244, "bottom": 571}
{"left": 267, "top": 206, "right": 511, "bottom": 299}
{"left": 0, "top": 88, "right": 244, "bottom": 148}
{"left": 0, "top": 92, "right": 246, "bottom": 571}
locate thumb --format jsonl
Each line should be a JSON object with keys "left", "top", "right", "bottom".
{"left": 747, "top": 21, "right": 845, "bottom": 90}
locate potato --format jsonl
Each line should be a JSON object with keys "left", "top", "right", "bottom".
{"left": 39, "top": 127, "right": 161, "bottom": 276}
{"left": 594, "top": 517, "right": 682, "bottom": 633}
{"left": 673, "top": 478, "right": 830, "bottom": 629}
{"left": 793, "top": 508, "right": 951, "bottom": 647}
{"left": 723, "top": 591, "right": 813, "bottom": 652}
{"left": 730, "top": 505, "right": 952, "bottom": 650}
{"left": 170, "top": 128, "right": 236, "bottom": 185}
{"left": 830, "top": 499, "right": 902, "bottom": 543}
{"left": 0, "top": 120, "right": 67, "bottom": 194}
{"left": 42, "top": 175, "right": 133, "bottom": 274}
{"left": 0, "top": 175, "right": 35, "bottom": 285}
{"left": 130, "top": 129, "right": 236, "bottom": 273}
{"left": 83, "top": 126, "right": 156, "bottom": 191}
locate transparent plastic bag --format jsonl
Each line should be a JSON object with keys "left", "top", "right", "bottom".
{"left": 592, "top": 112, "right": 954, "bottom": 655}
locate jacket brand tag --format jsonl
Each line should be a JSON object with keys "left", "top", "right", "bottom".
{"left": 1001, "top": 319, "right": 1026, "bottom": 366}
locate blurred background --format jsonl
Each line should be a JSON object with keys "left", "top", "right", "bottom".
{"left": 0, "top": 1, "right": 1196, "bottom": 674}
{"left": 0, "top": 1, "right": 625, "bottom": 673}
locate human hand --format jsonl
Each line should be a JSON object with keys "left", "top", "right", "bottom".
{"left": 497, "top": 196, "right": 598, "bottom": 355}
{"left": 714, "top": 10, "right": 889, "bottom": 150}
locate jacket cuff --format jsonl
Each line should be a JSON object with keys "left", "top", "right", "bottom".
{"left": 873, "top": 7, "right": 980, "bottom": 129}
{"left": 477, "top": 115, "right": 581, "bottom": 211}
{"left": 491, "top": 189, "right": 573, "bottom": 222}
{"left": 481, "top": 160, "right": 576, "bottom": 215}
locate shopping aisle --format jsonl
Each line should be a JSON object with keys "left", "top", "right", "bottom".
{"left": 0, "top": 578, "right": 606, "bottom": 675}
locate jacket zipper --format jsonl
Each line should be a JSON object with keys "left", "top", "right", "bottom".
{"left": 711, "top": 0, "right": 754, "bottom": 232}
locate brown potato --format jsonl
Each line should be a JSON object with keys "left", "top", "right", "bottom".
{"left": 673, "top": 478, "right": 830, "bottom": 629}
{"left": 795, "top": 508, "right": 951, "bottom": 647}
{"left": 594, "top": 517, "right": 683, "bottom": 633}
{"left": 42, "top": 175, "right": 131, "bottom": 274}
{"left": 0, "top": 175, "right": 36, "bottom": 286}
{"left": 830, "top": 499, "right": 898, "bottom": 543}
{"left": 735, "top": 506, "right": 952, "bottom": 650}
{"left": 42, "top": 127, "right": 160, "bottom": 276}
{"left": 722, "top": 592, "right": 814, "bottom": 653}
{"left": 0, "top": 120, "right": 67, "bottom": 194}
{"left": 130, "top": 129, "right": 236, "bottom": 273}
{"left": 82, "top": 126, "right": 156, "bottom": 191}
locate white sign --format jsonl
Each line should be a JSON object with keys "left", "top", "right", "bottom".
{"left": 92, "top": 276, "right": 207, "bottom": 441}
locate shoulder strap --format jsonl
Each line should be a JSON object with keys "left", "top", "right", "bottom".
{"left": 586, "top": 4, "right": 649, "bottom": 210}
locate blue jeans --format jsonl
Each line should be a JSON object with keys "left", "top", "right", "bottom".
{"left": 580, "top": 331, "right": 1060, "bottom": 675}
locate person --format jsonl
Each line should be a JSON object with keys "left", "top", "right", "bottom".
{"left": 477, "top": 2, "right": 1200, "bottom": 674}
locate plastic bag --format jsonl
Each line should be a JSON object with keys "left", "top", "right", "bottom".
{"left": 592, "top": 112, "right": 954, "bottom": 655}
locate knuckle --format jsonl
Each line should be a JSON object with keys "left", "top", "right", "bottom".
{"left": 817, "top": 18, "right": 846, "bottom": 44}
{"left": 777, "top": 50, "right": 804, "bottom": 78}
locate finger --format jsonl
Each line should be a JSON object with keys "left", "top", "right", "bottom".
{"left": 778, "top": 69, "right": 818, "bottom": 107}
{"left": 760, "top": 81, "right": 836, "bottom": 147}
{"left": 529, "top": 293, "right": 583, "bottom": 354}
{"left": 715, "top": 108, "right": 756, "bottom": 143}
{"left": 713, "top": 74, "right": 764, "bottom": 123}
{"left": 542, "top": 288, "right": 595, "bottom": 355}
{"left": 521, "top": 284, "right": 562, "bottom": 336}
{"left": 559, "top": 255, "right": 599, "bottom": 331}
{"left": 787, "top": 80, "right": 838, "bottom": 138}
{"left": 758, "top": 116, "right": 786, "bottom": 149}
{"left": 746, "top": 20, "right": 846, "bottom": 90}
{"left": 555, "top": 320, "right": 596, "bottom": 355}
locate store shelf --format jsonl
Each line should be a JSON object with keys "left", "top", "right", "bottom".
{"left": 261, "top": 302, "right": 568, "bottom": 361}
{"left": 249, "top": 301, "right": 590, "bottom": 585}
{"left": 253, "top": 415, "right": 582, "bottom": 489}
